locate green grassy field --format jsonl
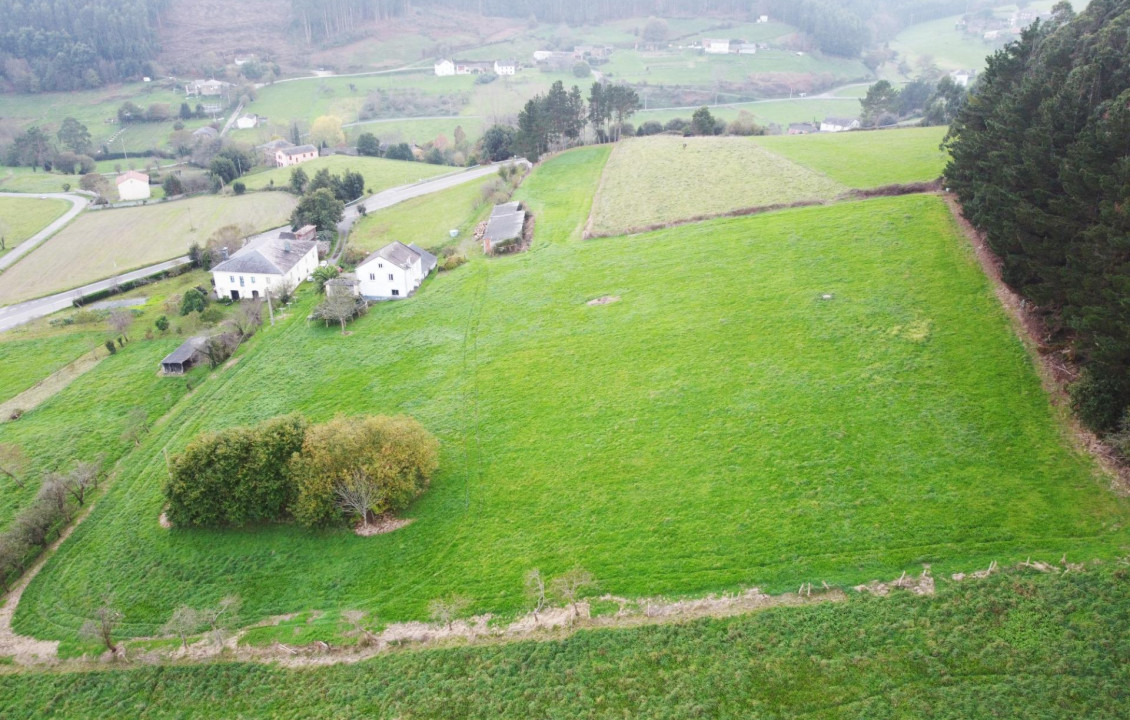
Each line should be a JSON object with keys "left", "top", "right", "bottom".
{"left": 0, "top": 196, "right": 71, "bottom": 256}
{"left": 0, "top": 168, "right": 87, "bottom": 195}
{"left": 239, "top": 156, "right": 453, "bottom": 192}
{"left": 589, "top": 135, "right": 845, "bottom": 235}
{"left": 631, "top": 97, "right": 863, "bottom": 132}
{"left": 603, "top": 48, "right": 871, "bottom": 86}
{"left": 0, "top": 194, "right": 296, "bottom": 305}
{"left": 349, "top": 175, "right": 496, "bottom": 254}
{"left": 11, "top": 148, "right": 1129, "bottom": 652}
{"left": 754, "top": 126, "right": 949, "bottom": 187}
{"left": 0, "top": 333, "right": 101, "bottom": 405}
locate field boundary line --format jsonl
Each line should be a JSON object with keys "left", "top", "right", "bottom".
{"left": 942, "top": 193, "right": 1129, "bottom": 493}
{"left": 0, "top": 347, "right": 106, "bottom": 422}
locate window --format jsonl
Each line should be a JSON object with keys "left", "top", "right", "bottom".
{"left": 251, "top": 277, "right": 256, "bottom": 284}
{"left": 369, "top": 273, "right": 375, "bottom": 280}
{"left": 239, "top": 276, "right": 245, "bottom": 287}
{"left": 392, "top": 289, "right": 400, "bottom": 296}
{"left": 378, "top": 263, "right": 383, "bottom": 268}
{"left": 230, "top": 276, "right": 235, "bottom": 283}
{"left": 388, "top": 273, "right": 394, "bottom": 281}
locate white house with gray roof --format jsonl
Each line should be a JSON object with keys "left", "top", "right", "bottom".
{"left": 211, "top": 228, "right": 319, "bottom": 300}
{"left": 356, "top": 241, "right": 437, "bottom": 300}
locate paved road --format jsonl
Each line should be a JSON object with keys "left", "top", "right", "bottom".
{"left": 0, "top": 192, "right": 88, "bottom": 272}
{"left": 0, "top": 256, "right": 189, "bottom": 333}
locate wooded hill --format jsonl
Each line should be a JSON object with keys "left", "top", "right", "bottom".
{"left": 945, "top": 0, "right": 1130, "bottom": 434}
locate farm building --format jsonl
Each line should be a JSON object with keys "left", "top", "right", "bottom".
{"left": 210, "top": 226, "right": 319, "bottom": 300}
{"left": 703, "top": 39, "right": 731, "bottom": 54}
{"left": 275, "top": 144, "right": 319, "bottom": 167}
{"left": 256, "top": 138, "right": 294, "bottom": 163}
{"left": 736, "top": 43, "right": 758, "bottom": 54}
{"left": 819, "top": 117, "right": 861, "bottom": 133}
{"left": 325, "top": 275, "right": 360, "bottom": 298}
{"left": 787, "top": 122, "right": 818, "bottom": 135}
{"left": 192, "top": 126, "right": 219, "bottom": 141}
{"left": 160, "top": 337, "right": 208, "bottom": 374}
{"left": 493, "top": 59, "right": 517, "bottom": 75}
{"left": 185, "top": 79, "right": 232, "bottom": 97}
{"left": 356, "top": 242, "right": 437, "bottom": 300}
{"left": 455, "top": 60, "right": 495, "bottom": 75}
{"left": 115, "top": 171, "right": 151, "bottom": 201}
{"left": 950, "top": 69, "right": 976, "bottom": 87}
{"left": 235, "top": 114, "right": 265, "bottom": 130}
{"left": 482, "top": 202, "right": 526, "bottom": 254}
{"left": 434, "top": 59, "right": 455, "bottom": 76}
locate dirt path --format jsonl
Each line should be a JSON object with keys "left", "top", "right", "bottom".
{"left": 0, "top": 347, "right": 104, "bottom": 421}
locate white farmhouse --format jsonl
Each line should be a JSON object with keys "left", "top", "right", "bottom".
{"left": 275, "top": 144, "right": 319, "bottom": 167}
{"left": 210, "top": 227, "right": 319, "bottom": 300}
{"left": 356, "top": 241, "right": 437, "bottom": 300}
{"left": 235, "top": 114, "right": 263, "bottom": 130}
{"left": 949, "top": 69, "right": 975, "bottom": 87}
{"left": 493, "top": 59, "right": 517, "bottom": 75}
{"left": 434, "top": 59, "right": 455, "bottom": 76}
{"left": 703, "top": 39, "right": 731, "bottom": 54}
{"left": 115, "top": 170, "right": 151, "bottom": 201}
{"left": 819, "top": 116, "right": 861, "bottom": 133}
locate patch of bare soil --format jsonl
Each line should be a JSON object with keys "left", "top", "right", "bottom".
{"left": 0, "top": 348, "right": 104, "bottom": 423}
{"left": 353, "top": 515, "right": 414, "bottom": 537}
{"left": 158, "top": 512, "right": 172, "bottom": 529}
{"left": 843, "top": 178, "right": 943, "bottom": 199}
{"left": 586, "top": 296, "right": 620, "bottom": 306}
{"left": 943, "top": 194, "right": 1129, "bottom": 493}
{"left": 854, "top": 566, "right": 935, "bottom": 596}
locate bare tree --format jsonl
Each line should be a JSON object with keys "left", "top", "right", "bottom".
{"left": 550, "top": 567, "right": 596, "bottom": 618}
{"left": 108, "top": 310, "right": 134, "bottom": 342}
{"left": 314, "top": 294, "right": 363, "bottom": 335}
{"left": 0, "top": 443, "right": 28, "bottom": 489}
{"left": 428, "top": 594, "right": 471, "bottom": 630}
{"left": 121, "top": 407, "right": 148, "bottom": 447}
{"left": 524, "top": 568, "right": 548, "bottom": 622}
{"left": 62, "top": 460, "right": 102, "bottom": 507}
{"left": 226, "top": 299, "right": 263, "bottom": 339}
{"left": 341, "top": 610, "right": 377, "bottom": 647}
{"left": 161, "top": 605, "right": 202, "bottom": 651}
{"left": 37, "top": 474, "right": 74, "bottom": 523}
{"left": 334, "top": 468, "right": 379, "bottom": 528}
{"left": 201, "top": 595, "right": 242, "bottom": 648}
{"left": 80, "top": 600, "right": 124, "bottom": 656}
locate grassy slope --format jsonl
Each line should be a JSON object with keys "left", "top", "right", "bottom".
{"left": 3, "top": 567, "right": 1130, "bottom": 718}
{"left": 13, "top": 148, "right": 1128, "bottom": 647}
{"left": 0, "top": 194, "right": 297, "bottom": 305}
{"left": 603, "top": 48, "right": 870, "bottom": 86}
{"left": 239, "top": 156, "right": 452, "bottom": 192}
{"left": 0, "top": 333, "right": 101, "bottom": 406}
{"left": 0, "top": 196, "right": 70, "bottom": 256}
{"left": 632, "top": 98, "right": 864, "bottom": 131}
{"left": 589, "top": 135, "right": 845, "bottom": 235}
{"left": 349, "top": 176, "right": 495, "bottom": 254}
{"left": 753, "top": 126, "right": 949, "bottom": 188}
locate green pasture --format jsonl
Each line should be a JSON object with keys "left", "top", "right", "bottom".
{"left": 630, "top": 97, "right": 862, "bottom": 131}
{"left": 345, "top": 117, "right": 486, "bottom": 147}
{"left": 3, "top": 566, "right": 1129, "bottom": 718}
{"left": 0, "top": 196, "right": 70, "bottom": 256}
{"left": 889, "top": 14, "right": 999, "bottom": 73}
{"left": 602, "top": 48, "right": 870, "bottom": 86}
{"left": 754, "top": 126, "right": 949, "bottom": 187}
{"left": 0, "top": 333, "right": 100, "bottom": 406}
{"left": 12, "top": 147, "right": 1129, "bottom": 650}
{"left": 589, "top": 135, "right": 845, "bottom": 235}
{"left": 349, "top": 176, "right": 496, "bottom": 254}
{"left": 239, "top": 156, "right": 452, "bottom": 193}
{"left": 0, "top": 168, "right": 86, "bottom": 194}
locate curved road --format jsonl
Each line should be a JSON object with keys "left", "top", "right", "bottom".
{"left": 0, "top": 192, "right": 89, "bottom": 272}
{"left": 0, "top": 161, "right": 528, "bottom": 332}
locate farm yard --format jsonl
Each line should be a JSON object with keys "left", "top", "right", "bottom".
{"left": 4, "top": 146, "right": 1126, "bottom": 662}
{"left": 588, "top": 135, "right": 845, "bottom": 236}
{"left": 0, "top": 196, "right": 71, "bottom": 257}
{"left": 0, "top": 193, "right": 296, "bottom": 305}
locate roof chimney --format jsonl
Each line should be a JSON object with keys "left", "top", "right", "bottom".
{"left": 221, "top": 246, "right": 229, "bottom": 260}
{"left": 284, "top": 240, "right": 291, "bottom": 253}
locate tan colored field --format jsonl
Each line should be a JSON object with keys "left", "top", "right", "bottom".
{"left": 588, "top": 135, "right": 846, "bottom": 236}
{"left": 0, "top": 193, "right": 297, "bottom": 305}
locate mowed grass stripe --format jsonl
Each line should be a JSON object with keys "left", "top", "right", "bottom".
{"left": 0, "top": 193, "right": 297, "bottom": 305}
{"left": 14, "top": 150, "right": 1128, "bottom": 648}
{"left": 588, "top": 135, "right": 846, "bottom": 236}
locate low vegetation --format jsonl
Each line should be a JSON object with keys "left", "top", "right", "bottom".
{"left": 0, "top": 196, "right": 70, "bottom": 256}
{"left": 238, "top": 156, "right": 451, "bottom": 193}
{"left": 588, "top": 135, "right": 845, "bottom": 235}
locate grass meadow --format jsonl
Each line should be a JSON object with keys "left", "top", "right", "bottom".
{"left": 11, "top": 148, "right": 1129, "bottom": 652}
{"left": 602, "top": 48, "right": 871, "bottom": 86}
{"left": 588, "top": 135, "right": 845, "bottom": 235}
{"left": 2, "top": 566, "right": 1129, "bottom": 718}
{"left": 349, "top": 175, "right": 496, "bottom": 254}
{"left": 0, "top": 333, "right": 101, "bottom": 405}
{"left": 754, "top": 126, "right": 950, "bottom": 187}
{"left": 239, "top": 156, "right": 453, "bottom": 193}
{"left": 0, "top": 193, "right": 296, "bottom": 305}
{"left": 0, "top": 196, "right": 71, "bottom": 256}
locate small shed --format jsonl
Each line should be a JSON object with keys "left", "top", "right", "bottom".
{"left": 325, "top": 275, "right": 360, "bottom": 298}
{"left": 160, "top": 337, "right": 208, "bottom": 375}
{"left": 482, "top": 202, "right": 526, "bottom": 254}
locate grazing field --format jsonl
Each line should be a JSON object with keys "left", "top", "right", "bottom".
{"left": 3, "top": 557, "right": 1129, "bottom": 717}
{"left": 631, "top": 97, "right": 865, "bottom": 133}
{"left": 349, "top": 176, "right": 496, "bottom": 254}
{"left": 588, "top": 135, "right": 845, "bottom": 235}
{"left": 602, "top": 48, "right": 871, "bottom": 86}
{"left": 0, "top": 193, "right": 297, "bottom": 305}
{"left": 239, "top": 156, "right": 452, "bottom": 193}
{"left": 13, "top": 148, "right": 1129, "bottom": 652}
{"left": 0, "top": 168, "right": 87, "bottom": 194}
{"left": 0, "top": 333, "right": 100, "bottom": 405}
{"left": 754, "top": 126, "right": 950, "bottom": 188}
{"left": 0, "top": 196, "right": 71, "bottom": 256}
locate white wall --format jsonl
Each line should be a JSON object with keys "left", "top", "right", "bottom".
{"left": 212, "top": 247, "right": 318, "bottom": 299}
{"left": 117, "top": 178, "right": 151, "bottom": 201}
{"left": 275, "top": 150, "right": 318, "bottom": 167}
{"left": 356, "top": 256, "right": 424, "bottom": 299}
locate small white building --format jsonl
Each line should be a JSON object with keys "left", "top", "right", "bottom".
{"left": 186, "top": 79, "right": 232, "bottom": 97}
{"left": 950, "top": 69, "right": 975, "bottom": 87}
{"left": 736, "top": 43, "right": 758, "bottom": 55}
{"left": 275, "top": 144, "right": 318, "bottom": 168}
{"left": 235, "top": 114, "right": 263, "bottom": 130}
{"left": 493, "top": 59, "right": 517, "bottom": 75}
{"left": 703, "top": 39, "right": 731, "bottom": 54}
{"left": 356, "top": 241, "right": 437, "bottom": 300}
{"left": 819, "top": 117, "right": 861, "bottom": 133}
{"left": 757, "top": 15, "right": 769, "bottom": 23}
{"left": 115, "top": 170, "right": 151, "bottom": 201}
{"left": 434, "top": 59, "right": 455, "bottom": 76}
{"left": 210, "top": 227, "right": 319, "bottom": 300}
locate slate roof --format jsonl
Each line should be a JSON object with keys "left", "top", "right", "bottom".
{"left": 822, "top": 117, "right": 857, "bottom": 126}
{"left": 162, "top": 337, "right": 207, "bottom": 365}
{"left": 279, "top": 144, "right": 317, "bottom": 156}
{"left": 483, "top": 202, "right": 526, "bottom": 242}
{"left": 408, "top": 243, "right": 438, "bottom": 274}
{"left": 211, "top": 232, "right": 318, "bottom": 276}
{"left": 257, "top": 139, "right": 294, "bottom": 151}
{"left": 192, "top": 126, "right": 218, "bottom": 137}
{"left": 359, "top": 241, "right": 421, "bottom": 270}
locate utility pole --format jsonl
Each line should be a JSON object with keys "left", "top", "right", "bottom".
{"left": 266, "top": 289, "right": 275, "bottom": 326}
